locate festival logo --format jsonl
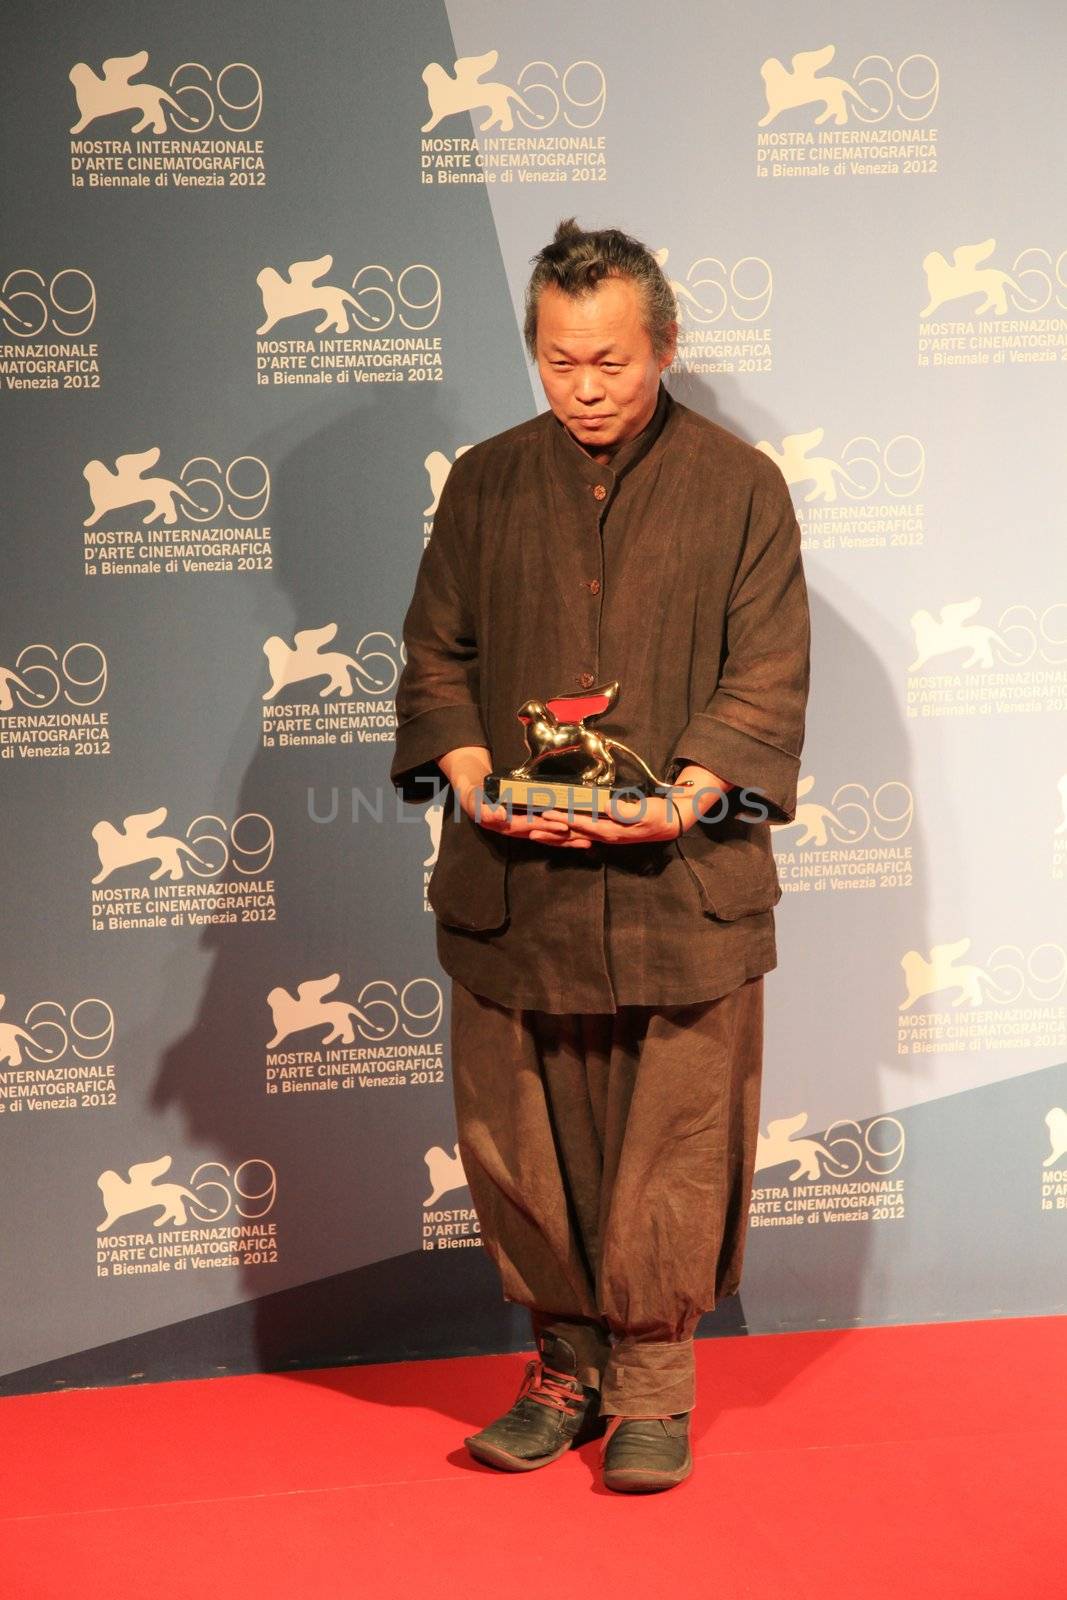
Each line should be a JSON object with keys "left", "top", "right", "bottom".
{"left": 423, "top": 444, "right": 472, "bottom": 541}
{"left": 0, "top": 641, "right": 110, "bottom": 760}
{"left": 422, "top": 1140, "right": 480, "bottom": 1250}
{"left": 82, "top": 446, "right": 273, "bottom": 578}
{"left": 773, "top": 774, "right": 914, "bottom": 895}
{"left": 264, "top": 972, "right": 445, "bottom": 1093}
{"left": 418, "top": 49, "right": 608, "bottom": 185}
{"left": 655, "top": 244, "right": 774, "bottom": 381}
{"left": 916, "top": 239, "right": 1067, "bottom": 366}
{"left": 256, "top": 257, "right": 377, "bottom": 336}
{"left": 94, "top": 1155, "right": 280, "bottom": 1277}
{"left": 905, "top": 596, "right": 1067, "bottom": 717}
{"left": 750, "top": 1108, "right": 906, "bottom": 1226}
{"left": 1053, "top": 772, "right": 1067, "bottom": 881}
{"left": 86, "top": 448, "right": 200, "bottom": 524}
{"left": 421, "top": 799, "right": 445, "bottom": 914}
{"left": 89, "top": 806, "right": 278, "bottom": 933}
{"left": 68, "top": 50, "right": 266, "bottom": 189}
{"left": 755, "top": 45, "right": 940, "bottom": 179}
{"left": 1042, "top": 1107, "right": 1067, "bottom": 1214}
{"left": 922, "top": 240, "right": 1018, "bottom": 317}
{"left": 757, "top": 428, "right": 926, "bottom": 551}
{"left": 0, "top": 992, "right": 117, "bottom": 1117}
{"left": 261, "top": 624, "right": 397, "bottom": 749}
{"left": 1044, "top": 1107, "right": 1067, "bottom": 1167}
{"left": 896, "top": 937, "right": 1067, "bottom": 1056}
{"left": 254, "top": 254, "right": 445, "bottom": 386}
{"left": 1, "top": 267, "right": 103, "bottom": 392}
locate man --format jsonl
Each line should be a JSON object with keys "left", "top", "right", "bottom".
{"left": 389, "top": 218, "right": 810, "bottom": 1492}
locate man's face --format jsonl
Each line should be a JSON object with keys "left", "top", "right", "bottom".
{"left": 535, "top": 276, "right": 676, "bottom": 460}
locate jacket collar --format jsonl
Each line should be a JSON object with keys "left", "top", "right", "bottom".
{"left": 546, "top": 379, "right": 674, "bottom": 495}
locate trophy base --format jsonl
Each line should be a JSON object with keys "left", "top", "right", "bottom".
{"left": 483, "top": 771, "right": 668, "bottom": 816}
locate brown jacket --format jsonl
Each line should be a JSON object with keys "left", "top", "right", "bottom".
{"left": 389, "top": 381, "right": 811, "bottom": 1012}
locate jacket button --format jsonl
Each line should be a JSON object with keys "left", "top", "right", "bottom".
{"left": 592, "top": 483, "right": 607, "bottom": 500}
{"left": 579, "top": 671, "right": 595, "bottom": 688}
{"left": 588, "top": 578, "right": 601, "bottom": 594}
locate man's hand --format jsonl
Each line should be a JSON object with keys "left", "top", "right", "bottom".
{"left": 438, "top": 750, "right": 733, "bottom": 849}
{"left": 538, "top": 790, "right": 681, "bottom": 846}
{"left": 534, "top": 763, "right": 734, "bottom": 846}
{"left": 438, "top": 746, "right": 583, "bottom": 845}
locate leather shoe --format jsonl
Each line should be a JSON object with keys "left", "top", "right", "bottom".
{"left": 464, "top": 1332, "right": 605, "bottom": 1471}
{"left": 601, "top": 1411, "right": 693, "bottom": 1492}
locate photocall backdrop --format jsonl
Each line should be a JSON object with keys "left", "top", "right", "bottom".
{"left": 2, "top": 1, "right": 1065, "bottom": 1397}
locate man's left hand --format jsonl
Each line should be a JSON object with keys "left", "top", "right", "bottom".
{"left": 532, "top": 763, "right": 733, "bottom": 848}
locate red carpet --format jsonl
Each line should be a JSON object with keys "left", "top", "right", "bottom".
{"left": 1, "top": 1314, "right": 1061, "bottom": 1599}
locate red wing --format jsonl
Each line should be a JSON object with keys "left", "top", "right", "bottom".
{"left": 546, "top": 692, "right": 612, "bottom": 723}
{"left": 545, "top": 678, "right": 618, "bottom": 723}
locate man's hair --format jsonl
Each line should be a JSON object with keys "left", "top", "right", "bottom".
{"left": 522, "top": 217, "right": 678, "bottom": 362}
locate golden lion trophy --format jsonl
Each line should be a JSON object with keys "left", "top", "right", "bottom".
{"left": 482, "top": 679, "right": 674, "bottom": 816}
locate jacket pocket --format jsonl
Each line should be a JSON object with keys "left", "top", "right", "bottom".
{"left": 674, "top": 823, "right": 782, "bottom": 921}
{"left": 427, "top": 803, "right": 510, "bottom": 932}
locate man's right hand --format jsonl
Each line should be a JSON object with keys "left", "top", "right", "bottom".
{"left": 437, "top": 746, "right": 594, "bottom": 849}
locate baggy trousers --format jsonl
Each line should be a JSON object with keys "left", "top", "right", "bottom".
{"left": 449, "top": 973, "right": 765, "bottom": 1417}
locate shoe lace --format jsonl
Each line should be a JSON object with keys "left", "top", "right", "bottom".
{"left": 518, "top": 1358, "right": 584, "bottom": 1417}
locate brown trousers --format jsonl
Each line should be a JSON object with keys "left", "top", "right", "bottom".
{"left": 449, "top": 973, "right": 765, "bottom": 1416}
